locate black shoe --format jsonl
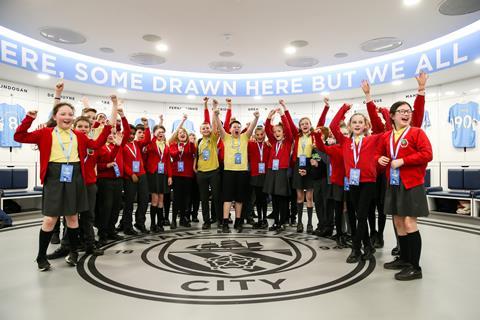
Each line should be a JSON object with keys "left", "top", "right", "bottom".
{"left": 296, "top": 223, "right": 304, "bottom": 233}
{"left": 391, "top": 246, "right": 400, "bottom": 256}
{"left": 170, "top": 221, "right": 177, "bottom": 230}
{"left": 163, "top": 218, "right": 171, "bottom": 227}
{"left": 280, "top": 224, "right": 287, "bottom": 231}
{"left": 65, "top": 251, "right": 79, "bottom": 266}
{"left": 384, "top": 257, "right": 412, "bottom": 270}
{"left": 306, "top": 224, "right": 313, "bottom": 234}
{"left": 374, "top": 234, "right": 385, "bottom": 249}
{"left": 266, "top": 212, "right": 275, "bottom": 219}
{"left": 252, "top": 222, "right": 261, "bottom": 229}
{"left": 106, "top": 233, "right": 124, "bottom": 241}
{"left": 252, "top": 213, "right": 258, "bottom": 218}
{"left": 36, "top": 256, "right": 51, "bottom": 271}
{"left": 85, "top": 246, "right": 104, "bottom": 256}
{"left": 269, "top": 224, "right": 279, "bottom": 231}
{"left": 336, "top": 234, "right": 348, "bottom": 248}
{"left": 362, "top": 246, "right": 375, "bottom": 260}
{"left": 98, "top": 237, "right": 109, "bottom": 246}
{"left": 180, "top": 219, "right": 191, "bottom": 228}
{"left": 46, "top": 246, "right": 69, "bottom": 260}
{"left": 134, "top": 224, "right": 150, "bottom": 234}
{"left": 50, "top": 232, "right": 60, "bottom": 244}
{"left": 322, "top": 228, "right": 334, "bottom": 238}
{"left": 234, "top": 220, "right": 243, "bottom": 232}
{"left": 246, "top": 217, "right": 255, "bottom": 225}
{"left": 123, "top": 228, "right": 138, "bottom": 236}
{"left": 115, "top": 224, "right": 123, "bottom": 232}
{"left": 395, "top": 266, "right": 423, "bottom": 281}
{"left": 228, "top": 217, "right": 233, "bottom": 224}
{"left": 157, "top": 224, "right": 165, "bottom": 232}
{"left": 346, "top": 249, "right": 362, "bottom": 264}
{"left": 289, "top": 219, "right": 297, "bottom": 227}
{"left": 202, "top": 222, "right": 211, "bottom": 230}
{"left": 192, "top": 217, "right": 200, "bottom": 223}
{"left": 150, "top": 225, "right": 160, "bottom": 233}
{"left": 260, "top": 220, "right": 269, "bottom": 229}
{"left": 222, "top": 223, "right": 230, "bottom": 233}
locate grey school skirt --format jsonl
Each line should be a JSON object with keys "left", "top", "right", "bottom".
{"left": 263, "top": 168, "right": 291, "bottom": 197}
{"left": 147, "top": 172, "right": 170, "bottom": 194}
{"left": 384, "top": 182, "right": 429, "bottom": 217}
{"left": 43, "top": 162, "right": 88, "bottom": 217}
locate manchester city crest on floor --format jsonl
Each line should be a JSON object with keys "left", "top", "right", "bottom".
{"left": 78, "top": 229, "right": 375, "bottom": 304}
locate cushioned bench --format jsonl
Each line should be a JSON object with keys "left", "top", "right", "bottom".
{"left": 0, "top": 168, "right": 42, "bottom": 212}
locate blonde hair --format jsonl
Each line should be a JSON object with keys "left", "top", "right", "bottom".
{"left": 298, "top": 117, "right": 313, "bottom": 134}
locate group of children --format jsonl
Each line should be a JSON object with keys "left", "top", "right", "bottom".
{"left": 15, "top": 71, "right": 432, "bottom": 281}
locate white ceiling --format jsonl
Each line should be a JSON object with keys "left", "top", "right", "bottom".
{"left": 1, "top": 0, "right": 480, "bottom": 73}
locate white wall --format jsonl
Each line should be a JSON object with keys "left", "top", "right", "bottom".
{"left": 1, "top": 76, "right": 480, "bottom": 190}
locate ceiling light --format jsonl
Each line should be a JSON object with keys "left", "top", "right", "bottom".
{"left": 334, "top": 52, "right": 348, "bottom": 58}
{"left": 284, "top": 46, "right": 297, "bottom": 55}
{"left": 445, "top": 91, "right": 455, "bottom": 96}
{"left": 142, "top": 34, "right": 162, "bottom": 42}
{"left": 129, "top": 53, "right": 166, "bottom": 65}
{"left": 439, "top": 0, "right": 480, "bottom": 16}
{"left": 403, "top": 0, "right": 421, "bottom": 7}
{"left": 320, "top": 91, "right": 330, "bottom": 96}
{"left": 155, "top": 43, "right": 169, "bottom": 52}
{"left": 392, "top": 80, "right": 403, "bottom": 86}
{"left": 290, "top": 40, "right": 309, "bottom": 48}
{"left": 475, "top": 58, "right": 480, "bottom": 64}
{"left": 37, "top": 73, "right": 50, "bottom": 80}
{"left": 117, "top": 88, "right": 127, "bottom": 94}
{"left": 39, "top": 27, "right": 86, "bottom": 44}
{"left": 209, "top": 61, "right": 243, "bottom": 72}
{"left": 99, "top": 47, "right": 114, "bottom": 53}
{"left": 286, "top": 57, "right": 319, "bottom": 68}
{"left": 361, "top": 37, "right": 403, "bottom": 52}
{"left": 187, "top": 95, "right": 196, "bottom": 100}
{"left": 254, "top": 96, "right": 263, "bottom": 100}
{"left": 219, "top": 51, "right": 235, "bottom": 57}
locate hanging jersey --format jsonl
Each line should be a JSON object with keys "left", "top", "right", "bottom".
{"left": 171, "top": 119, "right": 195, "bottom": 133}
{"left": 448, "top": 102, "right": 479, "bottom": 148}
{"left": 422, "top": 110, "right": 431, "bottom": 131}
{"left": 0, "top": 103, "right": 26, "bottom": 148}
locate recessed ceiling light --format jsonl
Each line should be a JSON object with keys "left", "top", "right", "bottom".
{"left": 334, "top": 52, "right": 348, "bottom": 58}
{"left": 129, "top": 53, "right": 166, "bottom": 65}
{"left": 290, "top": 40, "right": 309, "bottom": 48}
{"left": 37, "top": 73, "right": 50, "bottom": 80}
{"left": 403, "top": 0, "right": 421, "bottom": 7}
{"left": 117, "top": 88, "right": 127, "bottom": 94}
{"left": 187, "top": 95, "right": 196, "bottom": 100}
{"left": 392, "top": 80, "right": 403, "bottom": 86}
{"left": 286, "top": 57, "right": 319, "bottom": 68}
{"left": 99, "top": 47, "right": 114, "bottom": 53}
{"left": 209, "top": 61, "right": 243, "bottom": 72}
{"left": 474, "top": 58, "right": 480, "bottom": 64}
{"left": 155, "top": 43, "right": 169, "bottom": 52}
{"left": 254, "top": 96, "right": 263, "bottom": 100}
{"left": 219, "top": 51, "right": 235, "bottom": 57}
{"left": 361, "top": 37, "right": 403, "bottom": 52}
{"left": 439, "top": 0, "right": 480, "bottom": 16}
{"left": 320, "top": 91, "right": 330, "bottom": 96}
{"left": 445, "top": 91, "right": 456, "bottom": 96}
{"left": 142, "top": 34, "right": 162, "bottom": 42}
{"left": 284, "top": 46, "right": 297, "bottom": 55}
{"left": 39, "top": 27, "right": 86, "bottom": 44}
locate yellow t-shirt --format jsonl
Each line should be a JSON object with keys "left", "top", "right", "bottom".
{"left": 297, "top": 134, "right": 313, "bottom": 158}
{"left": 394, "top": 126, "right": 408, "bottom": 143}
{"left": 49, "top": 128, "right": 80, "bottom": 163}
{"left": 197, "top": 133, "right": 219, "bottom": 172}
{"left": 91, "top": 125, "right": 104, "bottom": 140}
{"left": 223, "top": 133, "right": 249, "bottom": 171}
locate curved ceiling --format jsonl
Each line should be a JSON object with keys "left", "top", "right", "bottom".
{"left": 1, "top": 0, "right": 480, "bottom": 74}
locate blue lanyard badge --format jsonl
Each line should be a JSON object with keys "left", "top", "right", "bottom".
{"left": 272, "top": 141, "right": 282, "bottom": 171}
{"left": 201, "top": 139, "right": 210, "bottom": 161}
{"left": 344, "top": 177, "right": 350, "bottom": 191}
{"left": 158, "top": 162, "right": 165, "bottom": 174}
{"left": 113, "top": 163, "right": 121, "bottom": 177}
{"left": 178, "top": 161, "right": 185, "bottom": 172}
{"left": 389, "top": 128, "right": 410, "bottom": 186}
{"left": 349, "top": 137, "right": 363, "bottom": 186}
{"left": 127, "top": 144, "right": 140, "bottom": 173}
{"left": 55, "top": 128, "right": 74, "bottom": 183}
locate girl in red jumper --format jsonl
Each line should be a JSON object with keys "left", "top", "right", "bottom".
{"left": 329, "top": 101, "right": 383, "bottom": 263}
{"left": 146, "top": 123, "right": 173, "bottom": 230}
{"left": 263, "top": 107, "right": 294, "bottom": 231}
{"left": 14, "top": 102, "right": 112, "bottom": 271}
{"left": 169, "top": 114, "right": 197, "bottom": 229}
{"left": 376, "top": 87, "right": 432, "bottom": 281}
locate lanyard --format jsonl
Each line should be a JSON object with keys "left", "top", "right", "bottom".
{"left": 301, "top": 135, "right": 309, "bottom": 154}
{"left": 126, "top": 143, "right": 137, "bottom": 159}
{"left": 55, "top": 127, "right": 73, "bottom": 164}
{"left": 257, "top": 142, "right": 264, "bottom": 162}
{"left": 275, "top": 141, "right": 283, "bottom": 158}
{"left": 352, "top": 136, "right": 363, "bottom": 168}
{"left": 200, "top": 137, "right": 210, "bottom": 153}
{"left": 178, "top": 143, "right": 185, "bottom": 160}
{"left": 231, "top": 135, "right": 241, "bottom": 152}
{"left": 106, "top": 144, "right": 112, "bottom": 153}
{"left": 390, "top": 127, "right": 411, "bottom": 160}
{"left": 157, "top": 141, "right": 165, "bottom": 162}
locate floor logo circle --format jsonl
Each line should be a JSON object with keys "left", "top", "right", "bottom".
{"left": 78, "top": 230, "right": 375, "bottom": 304}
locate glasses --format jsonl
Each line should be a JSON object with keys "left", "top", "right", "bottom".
{"left": 396, "top": 109, "right": 412, "bottom": 115}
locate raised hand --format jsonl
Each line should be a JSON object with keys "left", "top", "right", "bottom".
{"left": 81, "top": 96, "right": 90, "bottom": 107}
{"left": 323, "top": 96, "right": 329, "bottom": 106}
{"left": 141, "top": 117, "right": 149, "bottom": 126}
{"left": 182, "top": 113, "right": 188, "bottom": 120}
{"left": 416, "top": 71, "right": 428, "bottom": 90}
{"left": 253, "top": 111, "right": 260, "bottom": 118}
{"left": 361, "top": 80, "right": 370, "bottom": 95}
{"left": 279, "top": 99, "right": 286, "bottom": 108}
{"left": 55, "top": 80, "right": 64, "bottom": 96}
{"left": 114, "top": 132, "right": 124, "bottom": 146}
{"left": 110, "top": 95, "right": 118, "bottom": 105}
{"left": 27, "top": 110, "right": 38, "bottom": 119}
{"left": 267, "top": 109, "right": 276, "bottom": 119}
{"left": 226, "top": 98, "right": 232, "bottom": 108}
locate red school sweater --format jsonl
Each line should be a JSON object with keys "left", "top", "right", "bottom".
{"left": 170, "top": 141, "right": 197, "bottom": 178}
{"left": 97, "top": 117, "right": 130, "bottom": 179}
{"left": 145, "top": 138, "right": 173, "bottom": 177}
{"left": 123, "top": 128, "right": 151, "bottom": 178}
{"left": 264, "top": 115, "right": 293, "bottom": 170}
{"left": 313, "top": 132, "right": 345, "bottom": 186}
{"left": 248, "top": 140, "right": 272, "bottom": 177}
